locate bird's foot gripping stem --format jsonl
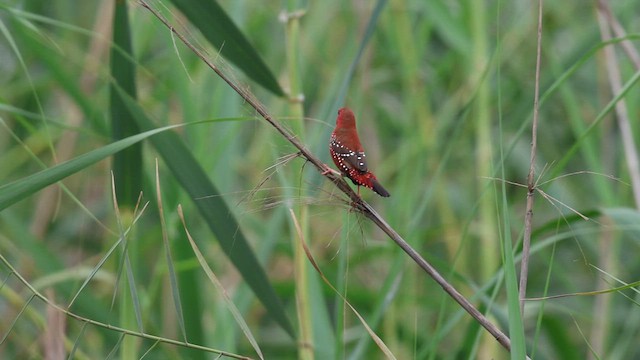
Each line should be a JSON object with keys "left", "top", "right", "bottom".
{"left": 321, "top": 166, "right": 342, "bottom": 177}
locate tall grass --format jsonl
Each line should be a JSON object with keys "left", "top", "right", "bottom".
{"left": 1, "top": 0, "right": 640, "bottom": 359}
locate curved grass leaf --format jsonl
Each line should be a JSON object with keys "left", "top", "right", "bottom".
{"left": 168, "top": 0, "right": 284, "bottom": 96}
{"left": 0, "top": 122, "right": 179, "bottom": 211}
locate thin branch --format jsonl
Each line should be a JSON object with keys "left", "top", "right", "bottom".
{"left": 519, "top": 0, "right": 544, "bottom": 316}
{"left": 138, "top": 0, "right": 520, "bottom": 355}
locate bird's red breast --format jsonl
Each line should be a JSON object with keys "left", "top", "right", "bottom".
{"left": 329, "top": 107, "right": 390, "bottom": 197}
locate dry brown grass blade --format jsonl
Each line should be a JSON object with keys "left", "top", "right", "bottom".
{"left": 138, "top": 0, "right": 518, "bottom": 355}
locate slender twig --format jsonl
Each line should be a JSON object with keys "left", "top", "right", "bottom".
{"left": 138, "top": 0, "right": 520, "bottom": 355}
{"left": 519, "top": 0, "right": 544, "bottom": 316}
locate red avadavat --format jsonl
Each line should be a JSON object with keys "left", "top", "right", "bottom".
{"left": 328, "top": 107, "right": 390, "bottom": 197}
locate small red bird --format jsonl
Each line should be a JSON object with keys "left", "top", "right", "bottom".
{"left": 327, "top": 107, "right": 390, "bottom": 197}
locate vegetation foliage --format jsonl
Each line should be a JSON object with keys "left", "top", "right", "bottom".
{"left": 1, "top": 0, "right": 640, "bottom": 359}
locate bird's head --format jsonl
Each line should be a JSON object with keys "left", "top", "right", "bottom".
{"left": 336, "top": 107, "right": 356, "bottom": 129}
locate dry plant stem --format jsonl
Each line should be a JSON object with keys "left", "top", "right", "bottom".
{"left": 597, "top": 0, "right": 640, "bottom": 209}
{"left": 138, "top": 0, "right": 518, "bottom": 355}
{"left": 519, "top": 0, "right": 544, "bottom": 316}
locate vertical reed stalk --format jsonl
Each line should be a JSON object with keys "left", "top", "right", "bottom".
{"left": 282, "top": 2, "right": 313, "bottom": 359}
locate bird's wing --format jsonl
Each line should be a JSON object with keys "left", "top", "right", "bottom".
{"left": 331, "top": 140, "right": 368, "bottom": 172}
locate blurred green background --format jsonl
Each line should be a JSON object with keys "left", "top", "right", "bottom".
{"left": 1, "top": 0, "right": 640, "bottom": 359}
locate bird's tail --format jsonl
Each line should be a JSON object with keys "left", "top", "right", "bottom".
{"left": 370, "top": 177, "right": 390, "bottom": 197}
{"left": 351, "top": 172, "right": 391, "bottom": 197}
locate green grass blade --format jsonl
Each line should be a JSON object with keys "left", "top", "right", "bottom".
{"left": 110, "top": 3, "right": 143, "bottom": 357}
{"left": 67, "top": 322, "right": 88, "bottom": 360}
{"left": 0, "top": 121, "right": 179, "bottom": 211}
{"left": 168, "top": 0, "right": 284, "bottom": 96}
{"left": 105, "top": 333, "right": 125, "bottom": 360}
{"left": 0, "top": 295, "right": 35, "bottom": 345}
{"left": 123, "top": 253, "right": 144, "bottom": 332}
{"left": 110, "top": 0, "right": 142, "bottom": 207}
{"left": 496, "top": 3, "right": 526, "bottom": 355}
{"left": 155, "top": 162, "right": 188, "bottom": 342}
{"left": 498, "top": 197, "right": 526, "bottom": 360}
{"left": 67, "top": 233, "right": 123, "bottom": 308}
